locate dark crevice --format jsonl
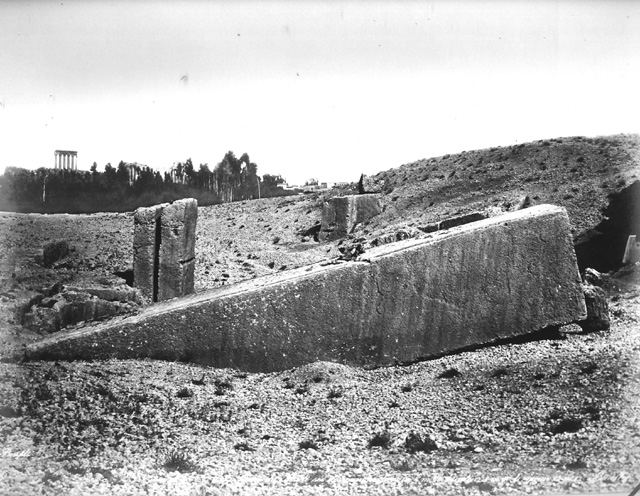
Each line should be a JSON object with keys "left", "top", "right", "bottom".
{"left": 114, "top": 269, "right": 134, "bottom": 287}
{"left": 574, "top": 180, "right": 640, "bottom": 273}
{"left": 153, "top": 216, "right": 161, "bottom": 303}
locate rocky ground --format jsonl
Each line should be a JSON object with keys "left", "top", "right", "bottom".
{"left": 0, "top": 133, "right": 639, "bottom": 495}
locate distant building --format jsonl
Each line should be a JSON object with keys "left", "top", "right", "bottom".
{"left": 54, "top": 150, "right": 78, "bottom": 170}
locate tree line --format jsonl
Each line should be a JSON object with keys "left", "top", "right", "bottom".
{"left": 0, "top": 151, "right": 290, "bottom": 213}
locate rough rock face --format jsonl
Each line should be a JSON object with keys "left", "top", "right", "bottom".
{"left": 133, "top": 199, "right": 197, "bottom": 303}
{"left": 43, "top": 240, "right": 69, "bottom": 267}
{"left": 579, "top": 283, "right": 611, "bottom": 332}
{"left": 319, "top": 194, "right": 382, "bottom": 242}
{"left": 22, "top": 277, "right": 142, "bottom": 334}
{"left": 358, "top": 174, "right": 384, "bottom": 194}
{"left": 24, "top": 205, "right": 587, "bottom": 372}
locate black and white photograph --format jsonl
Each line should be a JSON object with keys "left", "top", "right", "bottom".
{"left": 0, "top": 1, "right": 639, "bottom": 494}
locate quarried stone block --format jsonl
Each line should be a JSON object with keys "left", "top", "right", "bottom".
{"left": 133, "top": 203, "right": 166, "bottom": 303}
{"left": 158, "top": 198, "right": 197, "bottom": 302}
{"left": 319, "top": 194, "right": 381, "bottom": 241}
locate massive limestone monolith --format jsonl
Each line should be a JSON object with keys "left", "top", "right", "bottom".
{"left": 133, "top": 203, "right": 167, "bottom": 302}
{"left": 133, "top": 199, "right": 197, "bottom": 303}
{"left": 319, "top": 194, "right": 382, "bottom": 241}
{"left": 158, "top": 199, "right": 197, "bottom": 301}
{"left": 24, "top": 205, "right": 587, "bottom": 372}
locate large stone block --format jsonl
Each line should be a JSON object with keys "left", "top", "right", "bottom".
{"left": 24, "top": 205, "right": 586, "bottom": 372}
{"left": 133, "top": 203, "right": 166, "bottom": 303}
{"left": 319, "top": 194, "right": 381, "bottom": 241}
{"left": 158, "top": 198, "right": 197, "bottom": 301}
{"left": 133, "top": 199, "right": 197, "bottom": 303}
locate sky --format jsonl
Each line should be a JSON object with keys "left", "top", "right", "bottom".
{"left": 1, "top": 0, "right": 640, "bottom": 186}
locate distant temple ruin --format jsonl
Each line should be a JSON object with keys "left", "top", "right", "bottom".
{"left": 54, "top": 150, "right": 78, "bottom": 170}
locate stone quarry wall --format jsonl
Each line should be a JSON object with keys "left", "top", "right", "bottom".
{"left": 133, "top": 199, "right": 197, "bottom": 303}
{"left": 25, "top": 205, "right": 587, "bottom": 372}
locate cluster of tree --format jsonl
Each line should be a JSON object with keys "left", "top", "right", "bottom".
{"left": 0, "top": 152, "right": 289, "bottom": 214}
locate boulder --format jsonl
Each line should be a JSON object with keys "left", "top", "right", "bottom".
{"left": 319, "top": 194, "right": 381, "bottom": 241}
{"left": 43, "top": 240, "right": 69, "bottom": 267}
{"left": 578, "top": 283, "right": 610, "bottom": 332}
{"left": 358, "top": 174, "right": 384, "bottom": 194}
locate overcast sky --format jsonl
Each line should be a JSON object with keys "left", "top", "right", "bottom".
{"left": 1, "top": 0, "right": 639, "bottom": 185}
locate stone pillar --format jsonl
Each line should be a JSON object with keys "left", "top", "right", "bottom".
{"left": 158, "top": 199, "right": 197, "bottom": 301}
{"left": 133, "top": 199, "right": 197, "bottom": 303}
{"left": 133, "top": 203, "right": 168, "bottom": 303}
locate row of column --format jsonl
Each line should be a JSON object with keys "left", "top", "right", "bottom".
{"left": 54, "top": 150, "right": 78, "bottom": 170}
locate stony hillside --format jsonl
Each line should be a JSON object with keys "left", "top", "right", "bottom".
{"left": 348, "top": 134, "right": 640, "bottom": 272}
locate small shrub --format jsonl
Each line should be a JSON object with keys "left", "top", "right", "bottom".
{"left": 368, "top": 430, "right": 392, "bottom": 449}
{"left": 163, "top": 449, "right": 197, "bottom": 473}
{"left": 389, "top": 400, "right": 400, "bottom": 408}
{"left": 176, "top": 387, "right": 193, "bottom": 398}
{"left": 299, "top": 439, "right": 319, "bottom": 450}
{"left": 295, "top": 385, "right": 308, "bottom": 395}
{"left": 438, "top": 368, "right": 461, "bottom": 379}
{"left": 553, "top": 417, "right": 583, "bottom": 434}
{"left": 491, "top": 367, "right": 509, "bottom": 378}
{"left": 390, "top": 459, "right": 414, "bottom": 472}
{"left": 404, "top": 431, "right": 438, "bottom": 454}
{"left": 214, "top": 378, "right": 233, "bottom": 396}
{"left": 401, "top": 383, "right": 414, "bottom": 393}
{"left": 234, "top": 442, "right": 255, "bottom": 452}
{"left": 327, "top": 387, "right": 343, "bottom": 399}
{"left": 580, "top": 363, "right": 598, "bottom": 375}
{"left": 272, "top": 236, "right": 281, "bottom": 245}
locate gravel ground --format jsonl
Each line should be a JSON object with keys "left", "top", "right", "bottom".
{"left": 0, "top": 286, "right": 638, "bottom": 495}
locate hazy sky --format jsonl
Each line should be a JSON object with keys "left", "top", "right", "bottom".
{"left": 1, "top": 0, "right": 639, "bottom": 185}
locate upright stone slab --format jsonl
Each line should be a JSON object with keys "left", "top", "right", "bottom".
{"left": 319, "top": 194, "right": 381, "bottom": 241}
{"left": 133, "top": 203, "right": 167, "bottom": 303}
{"left": 158, "top": 198, "right": 197, "bottom": 302}
{"left": 25, "top": 205, "right": 587, "bottom": 372}
{"left": 623, "top": 235, "right": 640, "bottom": 265}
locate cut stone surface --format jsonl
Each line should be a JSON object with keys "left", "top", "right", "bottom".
{"left": 133, "top": 203, "right": 166, "bottom": 302}
{"left": 319, "top": 194, "right": 382, "bottom": 241}
{"left": 23, "top": 205, "right": 587, "bottom": 372}
{"left": 622, "top": 235, "right": 640, "bottom": 265}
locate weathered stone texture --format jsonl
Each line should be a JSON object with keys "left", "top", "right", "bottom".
{"left": 25, "top": 205, "right": 586, "bottom": 372}
{"left": 578, "top": 283, "right": 610, "bottom": 332}
{"left": 319, "top": 194, "right": 381, "bottom": 241}
{"left": 158, "top": 198, "right": 197, "bottom": 302}
{"left": 133, "top": 203, "right": 166, "bottom": 302}
{"left": 133, "top": 199, "right": 197, "bottom": 303}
